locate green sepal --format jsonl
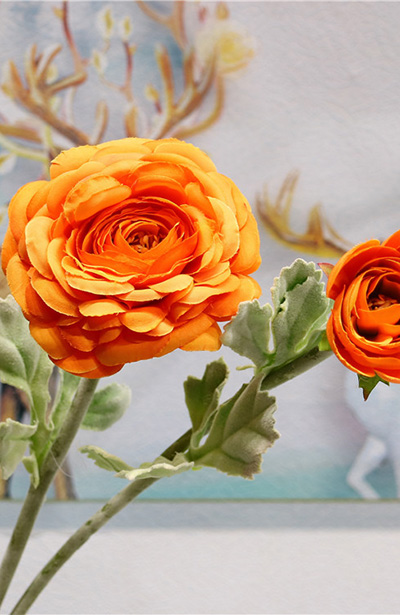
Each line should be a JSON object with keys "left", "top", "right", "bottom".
{"left": 81, "top": 383, "right": 131, "bottom": 431}
{"left": 358, "top": 373, "right": 390, "bottom": 401}
{"left": 0, "top": 418, "right": 37, "bottom": 480}
{"left": 183, "top": 358, "right": 228, "bottom": 432}
{"left": 187, "top": 374, "right": 279, "bottom": 479}
{"left": 22, "top": 453, "right": 40, "bottom": 488}
{"left": 318, "top": 330, "right": 331, "bottom": 352}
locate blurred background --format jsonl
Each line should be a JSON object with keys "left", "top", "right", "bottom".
{"left": 1, "top": 0, "right": 400, "bottom": 501}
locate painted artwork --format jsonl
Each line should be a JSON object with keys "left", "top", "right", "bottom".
{"left": 1, "top": 0, "right": 400, "bottom": 501}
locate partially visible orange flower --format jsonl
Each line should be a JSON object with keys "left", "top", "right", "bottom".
{"left": 2, "top": 138, "right": 261, "bottom": 378}
{"left": 326, "top": 230, "right": 400, "bottom": 383}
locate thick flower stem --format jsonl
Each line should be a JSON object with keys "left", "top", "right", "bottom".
{"left": 9, "top": 428, "right": 193, "bottom": 615}
{"left": 261, "top": 347, "right": 332, "bottom": 391}
{"left": 0, "top": 378, "right": 99, "bottom": 609}
{"left": 8, "top": 348, "right": 333, "bottom": 614}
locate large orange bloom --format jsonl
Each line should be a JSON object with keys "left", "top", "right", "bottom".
{"left": 326, "top": 230, "right": 400, "bottom": 382}
{"left": 2, "top": 138, "right": 261, "bottom": 378}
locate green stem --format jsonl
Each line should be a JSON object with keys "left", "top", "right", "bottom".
{"left": 10, "top": 428, "right": 192, "bottom": 615}
{"left": 8, "top": 347, "right": 332, "bottom": 614}
{"left": 0, "top": 378, "right": 99, "bottom": 609}
{"left": 261, "top": 347, "right": 332, "bottom": 391}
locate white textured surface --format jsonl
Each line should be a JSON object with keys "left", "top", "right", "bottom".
{"left": 1, "top": 501, "right": 400, "bottom": 614}
{"left": 1, "top": 524, "right": 400, "bottom": 614}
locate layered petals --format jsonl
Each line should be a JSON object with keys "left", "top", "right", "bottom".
{"left": 326, "top": 230, "right": 400, "bottom": 382}
{"left": 2, "top": 137, "right": 261, "bottom": 377}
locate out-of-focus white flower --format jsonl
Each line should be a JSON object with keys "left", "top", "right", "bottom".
{"left": 96, "top": 6, "right": 114, "bottom": 40}
{"left": 92, "top": 49, "right": 108, "bottom": 76}
{"left": 119, "top": 16, "right": 133, "bottom": 43}
{"left": 194, "top": 20, "right": 255, "bottom": 75}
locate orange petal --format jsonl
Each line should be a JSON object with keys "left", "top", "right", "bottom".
{"left": 208, "top": 197, "right": 240, "bottom": 260}
{"left": 231, "top": 213, "right": 262, "bottom": 275}
{"left": 29, "top": 322, "right": 72, "bottom": 359}
{"left": 65, "top": 270, "right": 133, "bottom": 296}
{"left": 64, "top": 175, "right": 131, "bottom": 223}
{"left": 25, "top": 216, "right": 53, "bottom": 279}
{"left": 180, "top": 321, "right": 221, "bottom": 351}
{"left": 207, "top": 275, "right": 261, "bottom": 319}
{"left": 30, "top": 270, "right": 80, "bottom": 316}
{"left": 120, "top": 306, "right": 166, "bottom": 332}
{"left": 55, "top": 350, "right": 116, "bottom": 376}
{"left": 157, "top": 313, "right": 216, "bottom": 356}
{"left": 79, "top": 299, "right": 127, "bottom": 317}
{"left": 1, "top": 227, "right": 18, "bottom": 272}
{"left": 8, "top": 181, "right": 47, "bottom": 242}
{"left": 50, "top": 144, "right": 100, "bottom": 179}
{"left": 153, "top": 139, "right": 217, "bottom": 172}
{"left": 59, "top": 325, "right": 98, "bottom": 352}
{"left": 95, "top": 334, "right": 168, "bottom": 365}
{"left": 47, "top": 161, "right": 105, "bottom": 216}
{"left": 149, "top": 275, "right": 193, "bottom": 293}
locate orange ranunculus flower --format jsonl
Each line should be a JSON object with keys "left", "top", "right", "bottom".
{"left": 326, "top": 230, "right": 400, "bottom": 383}
{"left": 2, "top": 138, "right": 261, "bottom": 378}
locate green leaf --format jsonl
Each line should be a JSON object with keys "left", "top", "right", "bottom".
{"left": 270, "top": 259, "right": 333, "bottom": 366}
{"left": 222, "top": 260, "right": 332, "bottom": 377}
{"left": 358, "top": 373, "right": 390, "bottom": 401}
{"left": 81, "top": 382, "right": 131, "bottom": 431}
{"left": 183, "top": 358, "right": 228, "bottom": 433}
{"left": 188, "top": 375, "right": 279, "bottom": 479}
{"left": 0, "top": 296, "right": 53, "bottom": 433}
{"left": 79, "top": 445, "right": 133, "bottom": 473}
{"left": 22, "top": 453, "right": 40, "bottom": 488}
{"left": 0, "top": 418, "right": 37, "bottom": 480}
{"left": 221, "top": 300, "right": 273, "bottom": 368}
{"left": 116, "top": 453, "right": 193, "bottom": 481}
{"left": 79, "top": 446, "right": 193, "bottom": 481}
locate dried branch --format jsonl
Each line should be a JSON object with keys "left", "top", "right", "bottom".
{"left": 256, "top": 171, "right": 352, "bottom": 258}
{"left": 152, "top": 45, "right": 219, "bottom": 139}
{"left": 136, "top": 0, "right": 186, "bottom": 49}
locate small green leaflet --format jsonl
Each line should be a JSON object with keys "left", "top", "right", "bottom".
{"left": 80, "top": 445, "right": 193, "bottom": 480}
{"left": 222, "top": 259, "right": 332, "bottom": 376}
{"left": 186, "top": 371, "right": 279, "bottom": 479}
{"left": 358, "top": 373, "right": 390, "bottom": 401}
{"left": 0, "top": 296, "right": 53, "bottom": 481}
{"left": 183, "top": 357, "right": 228, "bottom": 433}
{"left": 81, "top": 382, "right": 131, "bottom": 431}
{"left": 0, "top": 419, "right": 37, "bottom": 480}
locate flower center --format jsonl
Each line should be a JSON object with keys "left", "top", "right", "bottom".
{"left": 128, "top": 230, "right": 165, "bottom": 253}
{"left": 368, "top": 294, "right": 398, "bottom": 310}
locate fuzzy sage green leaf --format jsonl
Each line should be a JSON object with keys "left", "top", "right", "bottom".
{"left": 115, "top": 454, "right": 193, "bottom": 481}
{"left": 183, "top": 358, "right": 228, "bottom": 433}
{"left": 0, "top": 296, "right": 54, "bottom": 477}
{"left": 79, "top": 445, "right": 134, "bottom": 473}
{"left": 81, "top": 383, "right": 131, "bottom": 431}
{"left": 186, "top": 369, "right": 279, "bottom": 479}
{"left": 271, "top": 259, "right": 333, "bottom": 365}
{"left": 0, "top": 296, "right": 53, "bottom": 424}
{"left": 222, "top": 259, "right": 332, "bottom": 375}
{"left": 0, "top": 419, "right": 37, "bottom": 480}
{"left": 80, "top": 445, "right": 193, "bottom": 480}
